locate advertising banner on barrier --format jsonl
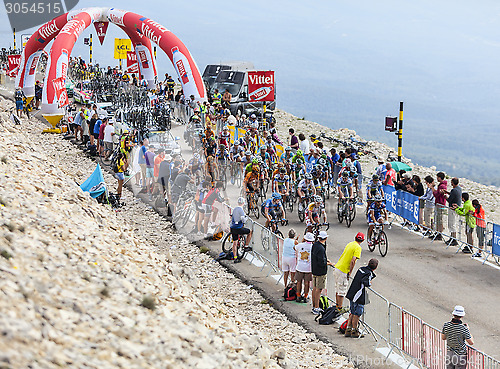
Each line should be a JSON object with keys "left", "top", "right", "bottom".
{"left": 7, "top": 54, "right": 21, "bottom": 77}
{"left": 248, "top": 71, "right": 275, "bottom": 102}
{"left": 492, "top": 224, "right": 500, "bottom": 257}
{"left": 53, "top": 76, "right": 69, "bottom": 108}
{"left": 383, "top": 185, "right": 420, "bottom": 224}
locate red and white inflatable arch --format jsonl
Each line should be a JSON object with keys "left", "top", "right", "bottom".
{"left": 16, "top": 7, "right": 206, "bottom": 124}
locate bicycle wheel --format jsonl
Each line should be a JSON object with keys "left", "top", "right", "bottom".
{"left": 378, "top": 231, "right": 388, "bottom": 257}
{"left": 337, "top": 202, "right": 343, "bottom": 223}
{"left": 236, "top": 236, "right": 247, "bottom": 260}
{"left": 345, "top": 203, "right": 352, "bottom": 228}
{"left": 180, "top": 204, "right": 194, "bottom": 229}
{"left": 325, "top": 182, "right": 330, "bottom": 200}
{"left": 275, "top": 230, "right": 284, "bottom": 238}
{"left": 288, "top": 194, "right": 294, "bottom": 212}
{"left": 298, "top": 206, "right": 305, "bottom": 223}
{"left": 349, "top": 201, "right": 357, "bottom": 222}
{"left": 222, "top": 232, "right": 233, "bottom": 254}
{"left": 368, "top": 234, "right": 376, "bottom": 252}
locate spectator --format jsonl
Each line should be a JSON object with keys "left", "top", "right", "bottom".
{"left": 311, "top": 231, "right": 333, "bottom": 315}
{"left": 136, "top": 138, "right": 148, "bottom": 187}
{"left": 115, "top": 152, "right": 126, "bottom": 201}
{"left": 295, "top": 232, "right": 315, "bottom": 303}
{"left": 93, "top": 116, "right": 102, "bottom": 154}
{"left": 14, "top": 87, "right": 25, "bottom": 118}
{"left": 222, "top": 89, "right": 232, "bottom": 109}
{"left": 334, "top": 232, "right": 364, "bottom": 312}
{"left": 432, "top": 172, "right": 448, "bottom": 241}
{"left": 34, "top": 81, "right": 42, "bottom": 109}
{"left": 282, "top": 228, "right": 298, "bottom": 287}
{"left": 170, "top": 166, "right": 192, "bottom": 214}
{"left": 344, "top": 258, "right": 378, "bottom": 338}
{"left": 445, "top": 178, "right": 462, "bottom": 246}
{"left": 298, "top": 133, "right": 310, "bottom": 155}
{"left": 154, "top": 149, "right": 165, "bottom": 184}
{"left": 144, "top": 146, "right": 156, "bottom": 198}
{"left": 454, "top": 192, "right": 475, "bottom": 253}
{"left": 98, "top": 117, "right": 108, "bottom": 157}
{"left": 202, "top": 181, "right": 225, "bottom": 235}
{"left": 289, "top": 128, "right": 299, "bottom": 150}
{"left": 472, "top": 199, "right": 486, "bottom": 257}
{"left": 420, "top": 176, "right": 436, "bottom": 235}
{"left": 230, "top": 197, "right": 252, "bottom": 263}
{"left": 375, "top": 159, "right": 387, "bottom": 180}
{"left": 441, "top": 306, "right": 474, "bottom": 369}
{"left": 102, "top": 119, "right": 114, "bottom": 158}
{"left": 383, "top": 163, "right": 396, "bottom": 186}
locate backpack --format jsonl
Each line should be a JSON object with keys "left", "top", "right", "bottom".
{"left": 319, "top": 295, "right": 329, "bottom": 311}
{"left": 338, "top": 320, "right": 348, "bottom": 334}
{"left": 284, "top": 285, "right": 297, "bottom": 301}
{"left": 315, "top": 306, "right": 341, "bottom": 325}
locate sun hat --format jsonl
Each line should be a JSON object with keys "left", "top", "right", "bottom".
{"left": 318, "top": 231, "right": 328, "bottom": 239}
{"left": 452, "top": 305, "right": 465, "bottom": 317}
{"left": 304, "top": 232, "right": 315, "bottom": 242}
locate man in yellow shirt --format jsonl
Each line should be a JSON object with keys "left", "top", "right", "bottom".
{"left": 334, "top": 232, "right": 364, "bottom": 312}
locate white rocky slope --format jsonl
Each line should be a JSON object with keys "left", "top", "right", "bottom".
{"left": 274, "top": 109, "right": 500, "bottom": 224}
{"left": 0, "top": 98, "right": 351, "bottom": 368}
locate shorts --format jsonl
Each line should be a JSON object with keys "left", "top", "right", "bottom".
{"left": 368, "top": 215, "right": 384, "bottom": 226}
{"left": 446, "top": 350, "right": 467, "bottom": 369}
{"left": 146, "top": 167, "right": 154, "bottom": 178}
{"left": 312, "top": 274, "right": 327, "bottom": 289}
{"left": 334, "top": 267, "right": 348, "bottom": 297}
{"left": 282, "top": 256, "right": 297, "bottom": 273}
{"left": 295, "top": 271, "right": 312, "bottom": 283}
{"left": 349, "top": 300, "right": 364, "bottom": 316}
{"left": 104, "top": 141, "right": 113, "bottom": 152}
{"left": 115, "top": 172, "right": 125, "bottom": 181}
{"left": 230, "top": 227, "right": 250, "bottom": 239}
{"left": 424, "top": 207, "right": 434, "bottom": 228}
{"left": 448, "top": 210, "right": 458, "bottom": 233}
{"left": 93, "top": 133, "right": 99, "bottom": 139}
{"left": 203, "top": 203, "right": 213, "bottom": 215}
{"left": 16, "top": 100, "right": 23, "bottom": 110}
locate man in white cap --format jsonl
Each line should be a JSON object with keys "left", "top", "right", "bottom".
{"left": 295, "top": 232, "right": 315, "bottom": 303}
{"left": 311, "top": 231, "right": 333, "bottom": 314}
{"left": 442, "top": 306, "right": 474, "bottom": 369}
{"left": 230, "top": 197, "right": 252, "bottom": 263}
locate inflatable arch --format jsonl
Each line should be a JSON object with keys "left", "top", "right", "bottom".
{"left": 16, "top": 7, "right": 206, "bottom": 124}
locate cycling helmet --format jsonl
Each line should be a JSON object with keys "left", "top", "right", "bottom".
{"left": 272, "top": 192, "right": 282, "bottom": 200}
{"left": 344, "top": 158, "right": 351, "bottom": 165}
{"left": 342, "top": 171, "right": 349, "bottom": 178}
{"left": 251, "top": 158, "right": 258, "bottom": 164}
{"left": 279, "top": 168, "right": 286, "bottom": 174}
{"left": 194, "top": 107, "right": 200, "bottom": 113}
{"left": 285, "top": 146, "right": 292, "bottom": 151}
{"left": 251, "top": 114, "right": 257, "bottom": 119}
{"left": 374, "top": 194, "right": 384, "bottom": 202}
{"left": 314, "top": 195, "right": 322, "bottom": 203}
{"left": 372, "top": 174, "right": 379, "bottom": 181}
{"left": 355, "top": 232, "right": 365, "bottom": 242}
{"left": 219, "top": 144, "right": 226, "bottom": 149}
{"left": 261, "top": 145, "right": 267, "bottom": 150}
{"left": 223, "top": 125, "right": 229, "bottom": 131}
{"left": 305, "top": 173, "right": 313, "bottom": 180}
{"left": 320, "top": 154, "right": 327, "bottom": 159}
{"left": 296, "top": 150, "right": 303, "bottom": 156}
{"left": 241, "top": 114, "right": 247, "bottom": 119}
{"left": 245, "top": 150, "right": 252, "bottom": 156}
{"left": 252, "top": 165, "right": 260, "bottom": 173}
{"left": 122, "top": 129, "right": 129, "bottom": 134}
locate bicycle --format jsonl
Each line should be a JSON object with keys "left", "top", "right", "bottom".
{"left": 310, "top": 222, "right": 330, "bottom": 240}
{"left": 368, "top": 223, "right": 388, "bottom": 257}
{"left": 221, "top": 232, "right": 250, "bottom": 261}
{"left": 261, "top": 218, "right": 287, "bottom": 252}
{"left": 337, "top": 197, "right": 356, "bottom": 227}
{"left": 245, "top": 191, "right": 260, "bottom": 219}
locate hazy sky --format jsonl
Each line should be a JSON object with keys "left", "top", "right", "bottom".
{"left": 2, "top": 1, "right": 500, "bottom": 182}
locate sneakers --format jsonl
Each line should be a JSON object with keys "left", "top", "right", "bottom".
{"left": 462, "top": 247, "right": 473, "bottom": 254}
{"left": 445, "top": 238, "right": 458, "bottom": 246}
{"left": 350, "top": 328, "right": 364, "bottom": 338}
{"left": 472, "top": 252, "right": 482, "bottom": 258}
{"left": 312, "top": 307, "right": 322, "bottom": 315}
{"left": 344, "top": 327, "right": 352, "bottom": 337}
{"left": 298, "top": 296, "right": 308, "bottom": 304}
{"left": 337, "top": 306, "right": 349, "bottom": 314}
{"left": 295, "top": 295, "right": 303, "bottom": 303}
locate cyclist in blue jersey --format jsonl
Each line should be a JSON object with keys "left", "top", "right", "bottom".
{"left": 367, "top": 195, "right": 388, "bottom": 246}
{"left": 262, "top": 192, "right": 285, "bottom": 229}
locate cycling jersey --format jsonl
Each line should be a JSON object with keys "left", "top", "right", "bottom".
{"left": 306, "top": 202, "right": 323, "bottom": 214}
{"left": 366, "top": 180, "right": 383, "bottom": 197}
{"left": 337, "top": 178, "right": 353, "bottom": 196}
{"left": 263, "top": 198, "right": 282, "bottom": 211}
{"left": 217, "top": 150, "right": 230, "bottom": 161}
{"left": 244, "top": 172, "right": 259, "bottom": 185}
{"left": 219, "top": 131, "right": 230, "bottom": 146}
{"left": 280, "top": 152, "right": 293, "bottom": 163}
{"left": 298, "top": 179, "right": 314, "bottom": 191}
{"left": 368, "top": 202, "right": 386, "bottom": 223}
{"left": 274, "top": 174, "right": 290, "bottom": 185}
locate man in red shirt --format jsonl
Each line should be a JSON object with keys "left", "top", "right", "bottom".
{"left": 383, "top": 163, "right": 396, "bottom": 186}
{"left": 432, "top": 172, "right": 448, "bottom": 241}
{"left": 154, "top": 149, "right": 165, "bottom": 183}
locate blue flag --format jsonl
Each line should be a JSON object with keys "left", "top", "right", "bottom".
{"left": 80, "top": 164, "right": 107, "bottom": 198}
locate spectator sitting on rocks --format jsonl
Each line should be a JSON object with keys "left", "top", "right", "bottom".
{"left": 445, "top": 178, "right": 462, "bottom": 246}
{"left": 345, "top": 258, "right": 378, "bottom": 338}
{"left": 472, "top": 199, "right": 486, "bottom": 257}
{"left": 454, "top": 192, "right": 475, "bottom": 254}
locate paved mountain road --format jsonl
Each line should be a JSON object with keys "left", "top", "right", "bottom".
{"left": 171, "top": 123, "right": 500, "bottom": 359}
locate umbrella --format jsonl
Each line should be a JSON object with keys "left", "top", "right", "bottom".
{"left": 389, "top": 161, "right": 412, "bottom": 172}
